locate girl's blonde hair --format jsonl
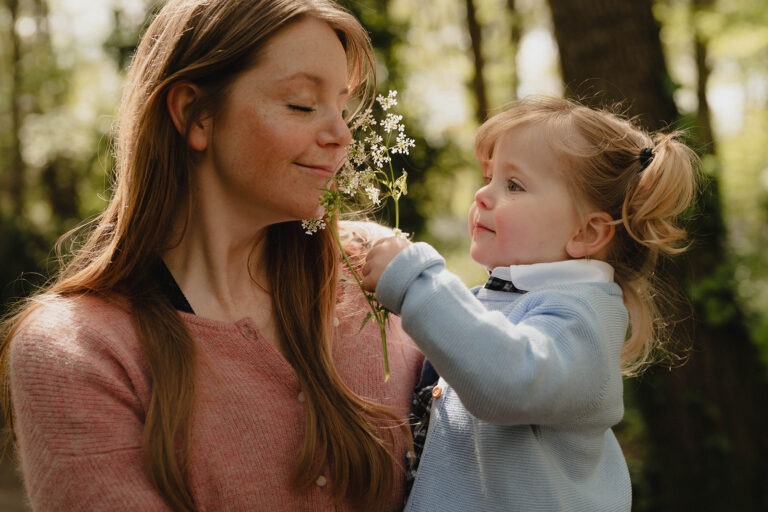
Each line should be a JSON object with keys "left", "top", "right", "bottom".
{"left": 475, "top": 96, "right": 699, "bottom": 376}
{"left": 1, "top": 1, "right": 405, "bottom": 510}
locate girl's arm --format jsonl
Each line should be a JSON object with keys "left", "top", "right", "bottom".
{"left": 366, "top": 241, "right": 626, "bottom": 427}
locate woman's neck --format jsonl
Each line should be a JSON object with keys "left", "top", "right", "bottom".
{"left": 162, "top": 211, "right": 273, "bottom": 324}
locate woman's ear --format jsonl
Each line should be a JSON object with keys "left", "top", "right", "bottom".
{"left": 566, "top": 211, "right": 615, "bottom": 259}
{"left": 166, "top": 82, "right": 209, "bottom": 152}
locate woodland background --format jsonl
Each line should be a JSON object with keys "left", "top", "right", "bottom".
{"left": 2, "top": 0, "right": 768, "bottom": 510}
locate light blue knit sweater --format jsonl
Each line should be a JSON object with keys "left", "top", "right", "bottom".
{"left": 375, "top": 243, "right": 632, "bottom": 512}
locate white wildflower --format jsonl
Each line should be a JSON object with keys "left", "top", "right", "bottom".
{"left": 350, "top": 108, "right": 376, "bottom": 132}
{"left": 376, "top": 90, "right": 398, "bottom": 111}
{"left": 370, "top": 143, "right": 390, "bottom": 168}
{"left": 392, "top": 130, "right": 416, "bottom": 155}
{"left": 382, "top": 113, "right": 403, "bottom": 133}
{"left": 365, "top": 185, "right": 381, "bottom": 205}
{"left": 300, "top": 89, "right": 414, "bottom": 381}
{"left": 301, "top": 218, "right": 326, "bottom": 234}
{"left": 348, "top": 139, "right": 368, "bottom": 166}
{"left": 336, "top": 163, "right": 361, "bottom": 195}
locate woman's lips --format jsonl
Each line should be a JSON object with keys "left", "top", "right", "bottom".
{"left": 297, "top": 162, "right": 336, "bottom": 179}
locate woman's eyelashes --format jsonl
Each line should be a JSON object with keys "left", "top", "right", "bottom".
{"left": 288, "top": 103, "right": 348, "bottom": 119}
{"left": 288, "top": 104, "right": 316, "bottom": 113}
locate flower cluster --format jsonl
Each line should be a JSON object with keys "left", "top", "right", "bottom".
{"left": 302, "top": 90, "right": 414, "bottom": 235}
{"left": 302, "top": 90, "right": 415, "bottom": 379}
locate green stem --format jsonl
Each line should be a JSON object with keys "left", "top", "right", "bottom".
{"left": 385, "top": 149, "right": 400, "bottom": 230}
{"left": 330, "top": 214, "right": 391, "bottom": 380}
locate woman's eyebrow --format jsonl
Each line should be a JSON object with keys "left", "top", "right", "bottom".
{"left": 276, "top": 72, "right": 349, "bottom": 97}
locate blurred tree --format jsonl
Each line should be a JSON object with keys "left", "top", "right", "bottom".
{"left": 340, "top": 0, "right": 445, "bottom": 239}
{"left": 546, "top": 0, "right": 768, "bottom": 509}
{"left": 6, "top": 0, "right": 24, "bottom": 219}
{"left": 0, "top": 0, "right": 68, "bottom": 308}
{"left": 504, "top": 0, "right": 522, "bottom": 102}
{"left": 464, "top": 0, "right": 489, "bottom": 122}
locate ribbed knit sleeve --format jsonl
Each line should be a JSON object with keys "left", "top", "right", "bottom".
{"left": 376, "top": 242, "right": 627, "bottom": 427}
{"left": 9, "top": 295, "right": 171, "bottom": 511}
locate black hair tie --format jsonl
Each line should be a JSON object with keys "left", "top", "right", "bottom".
{"left": 638, "top": 147, "right": 655, "bottom": 172}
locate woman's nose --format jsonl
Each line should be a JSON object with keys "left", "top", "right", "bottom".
{"left": 319, "top": 111, "right": 352, "bottom": 147}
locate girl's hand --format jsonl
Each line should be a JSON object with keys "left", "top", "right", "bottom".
{"left": 362, "top": 235, "right": 412, "bottom": 292}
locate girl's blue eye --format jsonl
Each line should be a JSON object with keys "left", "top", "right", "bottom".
{"left": 507, "top": 180, "right": 524, "bottom": 192}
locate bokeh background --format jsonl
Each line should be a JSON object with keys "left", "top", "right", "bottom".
{"left": 2, "top": 0, "right": 767, "bottom": 510}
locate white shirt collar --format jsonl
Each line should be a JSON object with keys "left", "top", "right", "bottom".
{"left": 488, "top": 259, "right": 615, "bottom": 292}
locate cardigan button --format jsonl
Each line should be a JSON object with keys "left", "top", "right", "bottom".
{"left": 431, "top": 386, "right": 442, "bottom": 399}
{"left": 316, "top": 475, "right": 327, "bottom": 487}
{"left": 298, "top": 392, "right": 305, "bottom": 403}
{"left": 333, "top": 316, "right": 340, "bottom": 327}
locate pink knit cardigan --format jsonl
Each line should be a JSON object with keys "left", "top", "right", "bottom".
{"left": 9, "top": 289, "right": 422, "bottom": 511}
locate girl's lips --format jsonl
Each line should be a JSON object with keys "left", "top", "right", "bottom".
{"left": 474, "top": 222, "right": 494, "bottom": 234}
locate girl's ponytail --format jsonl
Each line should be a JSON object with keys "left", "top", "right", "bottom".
{"left": 621, "top": 133, "right": 697, "bottom": 258}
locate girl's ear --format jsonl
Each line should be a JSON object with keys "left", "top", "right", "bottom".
{"left": 167, "top": 82, "right": 209, "bottom": 152}
{"left": 566, "top": 211, "right": 615, "bottom": 259}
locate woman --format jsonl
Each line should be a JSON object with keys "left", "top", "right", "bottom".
{"left": 0, "top": 1, "right": 422, "bottom": 510}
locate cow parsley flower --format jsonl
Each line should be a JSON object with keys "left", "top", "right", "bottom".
{"left": 302, "top": 90, "right": 414, "bottom": 379}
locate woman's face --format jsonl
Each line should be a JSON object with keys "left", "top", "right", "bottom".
{"left": 195, "top": 17, "right": 352, "bottom": 228}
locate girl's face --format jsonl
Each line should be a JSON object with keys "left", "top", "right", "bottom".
{"left": 194, "top": 17, "right": 352, "bottom": 228}
{"left": 468, "top": 125, "right": 584, "bottom": 269}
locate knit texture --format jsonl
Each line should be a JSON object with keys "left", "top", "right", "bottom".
{"left": 9, "top": 286, "right": 422, "bottom": 511}
{"left": 376, "top": 242, "right": 632, "bottom": 512}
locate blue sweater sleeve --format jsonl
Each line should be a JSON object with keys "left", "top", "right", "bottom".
{"left": 375, "top": 242, "right": 626, "bottom": 427}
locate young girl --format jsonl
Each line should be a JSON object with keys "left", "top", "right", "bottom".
{"left": 362, "top": 96, "right": 698, "bottom": 511}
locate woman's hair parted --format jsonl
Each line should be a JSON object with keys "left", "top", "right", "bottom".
{"left": 0, "top": 1, "right": 405, "bottom": 510}
{"left": 475, "top": 95, "right": 699, "bottom": 376}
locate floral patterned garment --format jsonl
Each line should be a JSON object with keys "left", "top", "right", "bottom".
{"left": 404, "top": 360, "right": 440, "bottom": 499}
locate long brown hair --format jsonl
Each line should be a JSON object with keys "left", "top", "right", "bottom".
{"left": 475, "top": 96, "right": 699, "bottom": 376}
{"left": 1, "top": 0, "right": 405, "bottom": 509}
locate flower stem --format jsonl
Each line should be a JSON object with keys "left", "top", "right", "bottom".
{"left": 330, "top": 215, "right": 391, "bottom": 380}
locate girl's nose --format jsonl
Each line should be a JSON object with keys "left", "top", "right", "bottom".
{"left": 474, "top": 185, "right": 492, "bottom": 209}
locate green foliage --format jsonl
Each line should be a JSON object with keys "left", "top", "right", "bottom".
{"left": 687, "top": 262, "right": 742, "bottom": 328}
{"left": 0, "top": 217, "right": 50, "bottom": 311}
{"left": 0, "top": 0, "right": 124, "bottom": 313}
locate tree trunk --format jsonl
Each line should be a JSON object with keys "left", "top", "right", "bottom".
{"left": 505, "top": 0, "right": 522, "bottom": 101}
{"left": 548, "top": 0, "right": 676, "bottom": 128}
{"left": 7, "top": 0, "right": 25, "bottom": 219}
{"left": 465, "top": 0, "right": 489, "bottom": 123}
{"left": 547, "top": 0, "right": 768, "bottom": 509}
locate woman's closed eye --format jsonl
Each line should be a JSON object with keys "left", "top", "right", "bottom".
{"left": 288, "top": 104, "right": 316, "bottom": 113}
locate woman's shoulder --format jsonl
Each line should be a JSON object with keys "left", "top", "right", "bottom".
{"left": 20, "top": 292, "right": 131, "bottom": 331}
{"left": 10, "top": 292, "right": 137, "bottom": 366}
